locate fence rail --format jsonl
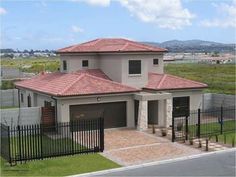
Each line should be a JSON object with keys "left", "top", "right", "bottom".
{"left": 1, "top": 118, "right": 104, "bottom": 165}
{"left": 172, "top": 106, "right": 235, "bottom": 142}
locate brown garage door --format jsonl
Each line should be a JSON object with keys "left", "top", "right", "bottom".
{"left": 70, "top": 102, "right": 126, "bottom": 128}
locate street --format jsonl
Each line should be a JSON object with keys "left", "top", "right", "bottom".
{"left": 96, "top": 150, "right": 236, "bottom": 176}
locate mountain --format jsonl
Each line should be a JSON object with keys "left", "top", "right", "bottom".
{"left": 143, "top": 40, "right": 235, "bottom": 53}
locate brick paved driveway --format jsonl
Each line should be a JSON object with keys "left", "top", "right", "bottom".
{"left": 101, "top": 128, "right": 202, "bottom": 166}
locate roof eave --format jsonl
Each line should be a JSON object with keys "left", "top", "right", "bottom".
{"left": 16, "top": 85, "right": 141, "bottom": 98}
{"left": 143, "top": 86, "right": 208, "bottom": 92}
{"left": 56, "top": 50, "right": 168, "bottom": 54}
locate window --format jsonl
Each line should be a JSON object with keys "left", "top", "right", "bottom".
{"left": 27, "top": 95, "right": 31, "bottom": 107}
{"left": 82, "top": 60, "right": 89, "bottom": 67}
{"left": 129, "top": 60, "right": 141, "bottom": 75}
{"left": 44, "top": 101, "right": 52, "bottom": 107}
{"left": 63, "top": 60, "right": 67, "bottom": 70}
{"left": 20, "top": 93, "right": 24, "bottom": 103}
{"left": 153, "top": 59, "right": 159, "bottom": 65}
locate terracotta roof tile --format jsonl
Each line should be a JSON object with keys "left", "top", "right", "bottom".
{"left": 145, "top": 73, "right": 208, "bottom": 91}
{"left": 58, "top": 38, "right": 167, "bottom": 53}
{"left": 15, "top": 69, "right": 139, "bottom": 96}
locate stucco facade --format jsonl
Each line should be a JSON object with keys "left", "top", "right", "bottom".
{"left": 60, "top": 52, "right": 164, "bottom": 88}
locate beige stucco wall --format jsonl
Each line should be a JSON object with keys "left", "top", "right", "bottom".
{"left": 56, "top": 94, "right": 135, "bottom": 128}
{"left": 120, "top": 53, "right": 164, "bottom": 88}
{"left": 59, "top": 52, "right": 164, "bottom": 88}
{"left": 99, "top": 54, "right": 122, "bottom": 82}
{"left": 147, "top": 54, "right": 164, "bottom": 74}
{"left": 19, "top": 89, "right": 54, "bottom": 108}
{"left": 60, "top": 54, "right": 99, "bottom": 73}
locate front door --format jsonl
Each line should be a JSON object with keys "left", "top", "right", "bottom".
{"left": 173, "top": 96, "right": 190, "bottom": 117}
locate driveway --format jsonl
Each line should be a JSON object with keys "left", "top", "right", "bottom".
{"left": 102, "top": 129, "right": 202, "bottom": 166}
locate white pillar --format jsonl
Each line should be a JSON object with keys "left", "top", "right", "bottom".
{"left": 126, "top": 100, "right": 135, "bottom": 128}
{"left": 137, "top": 100, "right": 148, "bottom": 131}
{"left": 166, "top": 98, "right": 173, "bottom": 128}
{"left": 158, "top": 100, "right": 165, "bottom": 127}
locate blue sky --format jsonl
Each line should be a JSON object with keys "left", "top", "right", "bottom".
{"left": 1, "top": 0, "right": 236, "bottom": 50}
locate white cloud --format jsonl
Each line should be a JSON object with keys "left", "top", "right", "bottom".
{"left": 71, "top": 0, "right": 194, "bottom": 29}
{"left": 71, "top": 25, "right": 84, "bottom": 33}
{"left": 0, "top": 7, "right": 7, "bottom": 15}
{"left": 118, "top": 0, "right": 194, "bottom": 29}
{"left": 71, "top": 0, "right": 111, "bottom": 7}
{"left": 200, "top": 0, "right": 236, "bottom": 28}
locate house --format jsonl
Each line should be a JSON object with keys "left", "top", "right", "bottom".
{"left": 15, "top": 38, "right": 207, "bottom": 130}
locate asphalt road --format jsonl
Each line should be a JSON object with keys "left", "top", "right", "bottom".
{"left": 97, "top": 150, "right": 236, "bottom": 177}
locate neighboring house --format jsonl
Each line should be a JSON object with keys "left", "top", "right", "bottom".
{"left": 15, "top": 38, "right": 207, "bottom": 130}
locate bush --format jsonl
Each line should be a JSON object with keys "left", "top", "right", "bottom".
{"left": 1, "top": 80, "right": 15, "bottom": 89}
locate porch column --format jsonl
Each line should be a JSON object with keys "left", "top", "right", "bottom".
{"left": 158, "top": 100, "right": 165, "bottom": 127}
{"left": 166, "top": 98, "right": 173, "bottom": 128}
{"left": 137, "top": 100, "right": 148, "bottom": 131}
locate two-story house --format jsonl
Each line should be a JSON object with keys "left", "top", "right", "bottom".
{"left": 15, "top": 38, "right": 207, "bottom": 130}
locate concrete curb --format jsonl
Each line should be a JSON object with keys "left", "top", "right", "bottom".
{"left": 68, "top": 148, "right": 236, "bottom": 177}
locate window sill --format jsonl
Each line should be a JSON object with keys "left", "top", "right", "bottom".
{"left": 128, "top": 74, "right": 142, "bottom": 77}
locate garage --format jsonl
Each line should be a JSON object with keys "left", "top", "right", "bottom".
{"left": 70, "top": 102, "right": 127, "bottom": 128}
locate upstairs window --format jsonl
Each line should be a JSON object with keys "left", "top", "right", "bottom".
{"left": 129, "top": 60, "right": 141, "bottom": 75}
{"left": 82, "top": 60, "right": 89, "bottom": 67}
{"left": 63, "top": 60, "right": 67, "bottom": 71}
{"left": 153, "top": 58, "right": 159, "bottom": 65}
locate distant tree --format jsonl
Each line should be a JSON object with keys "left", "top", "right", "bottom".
{"left": 211, "top": 51, "right": 219, "bottom": 57}
{"left": 29, "top": 49, "right": 34, "bottom": 55}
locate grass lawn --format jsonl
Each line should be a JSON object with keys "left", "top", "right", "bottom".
{"left": 1, "top": 57, "right": 60, "bottom": 73}
{"left": 9, "top": 135, "right": 87, "bottom": 159}
{"left": 1, "top": 133, "right": 122, "bottom": 176}
{"left": 1, "top": 153, "right": 120, "bottom": 177}
{"left": 209, "top": 132, "right": 236, "bottom": 145}
{"left": 165, "top": 63, "right": 236, "bottom": 95}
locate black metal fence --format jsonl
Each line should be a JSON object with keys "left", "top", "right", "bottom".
{"left": 172, "top": 107, "right": 235, "bottom": 142}
{"left": 1, "top": 118, "right": 104, "bottom": 165}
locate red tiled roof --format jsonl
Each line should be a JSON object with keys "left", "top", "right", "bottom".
{"left": 145, "top": 73, "right": 208, "bottom": 91}
{"left": 15, "top": 69, "right": 139, "bottom": 96}
{"left": 58, "top": 38, "right": 167, "bottom": 53}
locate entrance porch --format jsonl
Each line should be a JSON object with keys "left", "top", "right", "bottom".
{"left": 134, "top": 92, "right": 172, "bottom": 131}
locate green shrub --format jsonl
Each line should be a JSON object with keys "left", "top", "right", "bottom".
{"left": 1, "top": 80, "right": 15, "bottom": 90}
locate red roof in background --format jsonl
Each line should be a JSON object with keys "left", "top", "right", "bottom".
{"left": 58, "top": 38, "right": 167, "bottom": 53}
{"left": 145, "top": 73, "right": 208, "bottom": 91}
{"left": 15, "top": 69, "right": 140, "bottom": 96}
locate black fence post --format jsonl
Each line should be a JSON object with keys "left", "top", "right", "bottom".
{"left": 197, "top": 109, "right": 201, "bottom": 139}
{"left": 71, "top": 121, "right": 74, "bottom": 155}
{"left": 7, "top": 126, "right": 12, "bottom": 165}
{"left": 99, "top": 118, "right": 104, "bottom": 152}
{"left": 40, "top": 124, "right": 43, "bottom": 160}
{"left": 220, "top": 106, "right": 223, "bottom": 134}
{"left": 18, "top": 125, "right": 22, "bottom": 163}
{"left": 185, "top": 116, "right": 189, "bottom": 141}
{"left": 172, "top": 112, "right": 175, "bottom": 142}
